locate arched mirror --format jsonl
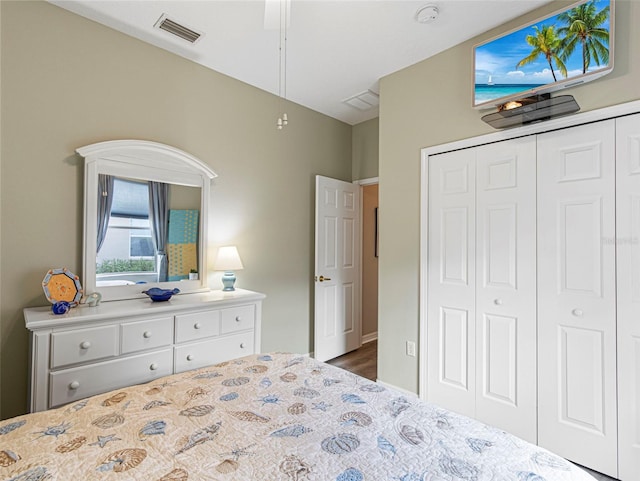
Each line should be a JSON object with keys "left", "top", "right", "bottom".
{"left": 78, "top": 140, "right": 216, "bottom": 302}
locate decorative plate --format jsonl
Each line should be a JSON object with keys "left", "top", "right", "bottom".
{"left": 42, "top": 268, "right": 83, "bottom": 306}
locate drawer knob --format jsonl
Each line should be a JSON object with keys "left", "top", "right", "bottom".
{"left": 194, "top": 322, "right": 202, "bottom": 329}
{"left": 80, "top": 341, "right": 91, "bottom": 349}
{"left": 69, "top": 381, "right": 80, "bottom": 390}
{"left": 240, "top": 342, "right": 246, "bottom": 349}
{"left": 186, "top": 354, "right": 194, "bottom": 361}
{"left": 149, "top": 363, "right": 158, "bottom": 371}
{"left": 572, "top": 308, "right": 584, "bottom": 317}
{"left": 143, "top": 331, "right": 152, "bottom": 338}
{"left": 235, "top": 316, "right": 242, "bottom": 322}
{"left": 494, "top": 299, "right": 503, "bottom": 306}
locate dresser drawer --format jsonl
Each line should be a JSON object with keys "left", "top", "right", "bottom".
{"left": 221, "top": 304, "right": 255, "bottom": 334}
{"left": 174, "top": 331, "right": 254, "bottom": 373}
{"left": 175, "top": 310, "right": 220, "bottom": 343}
{"left": 51, "top": 325, "right": 119, "bottom": 368}
{"left": 121, "top": 316, "right": 173, "bottom": 354}
{"left": 49, "top": 348, "right": 173, "bottom": 408}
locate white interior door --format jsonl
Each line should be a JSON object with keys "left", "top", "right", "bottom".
{"left": 427, "top": 148, "right": 476, "bottom": 418}
{"left": 314, "top": 175, "right": 361, "bottom": 362}
{"left": 616, "top": 112, "right": 640, "bottom": 481}
{"left": 474, "top": 138, "right": 537, "bottom": 443}
{"left": 537, "top": 120, "right": 618, "bottom": 478}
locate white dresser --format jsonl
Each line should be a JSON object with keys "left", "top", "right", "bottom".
{"left": 24, "top": 289, "right": 265, "bottom": 412}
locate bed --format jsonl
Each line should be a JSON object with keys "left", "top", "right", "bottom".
{"left": 0, "top": 352, "right": 596, "bottom": 481}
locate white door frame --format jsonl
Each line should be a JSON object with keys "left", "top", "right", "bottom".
{"left": 419, "top": 99, "right": 640, "bottom": 399}
{"left": 355, "top": 177, "right": 379, "bottom": 345}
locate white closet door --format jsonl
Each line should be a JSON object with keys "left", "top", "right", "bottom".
{"left": 616, "top": 113, "right": 640, "bottom": 481}
{"left": 475, "top": 138, "right": 537, "bottom": 443}
{"left": 427, "top": 148, "right": 476, "bottom": 417}
{"left": 537, "top": 120, "right": 618, "bottom": 477}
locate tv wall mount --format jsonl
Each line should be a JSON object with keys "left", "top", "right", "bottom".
{"left": 481, "top": 94, "right": 580, "bottom": 129}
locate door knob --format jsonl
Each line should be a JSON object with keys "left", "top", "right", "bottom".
{"left": 317, "top": 275, "right": 332, "bottom": 282}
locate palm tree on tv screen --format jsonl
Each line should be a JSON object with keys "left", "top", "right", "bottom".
{"left": 557, "top": 0, "right": 610, "bottom": 74}
{"left": 516, "top": 25, "right": 567, "bottom": 82}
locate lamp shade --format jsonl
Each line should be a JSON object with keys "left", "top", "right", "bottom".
{"left": 213, "top": 246, "right": 244, "bottom": 271}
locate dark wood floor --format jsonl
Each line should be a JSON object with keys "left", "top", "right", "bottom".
{"left": 326, "top": 340, "right": 377, "bottom": 381}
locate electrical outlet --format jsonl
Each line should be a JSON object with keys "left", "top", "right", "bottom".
{"left": 406, "top": 341, "right": 416, "bottom": 357}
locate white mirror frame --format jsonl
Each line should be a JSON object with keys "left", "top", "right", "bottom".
{"left": 77, "top": 140, "right": 217, "bottom": 302}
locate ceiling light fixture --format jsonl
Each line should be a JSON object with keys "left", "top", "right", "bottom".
{"left": 276, "top": 0, "right": 290, "bottom": 130}
{"left": 415, "top": 4, "right": 439, "bottom": 24}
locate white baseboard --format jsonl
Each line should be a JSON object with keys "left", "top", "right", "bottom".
{"left": 375, "top": 379, "right": 419, "bottom": 399}
{"left": 362, "top": 332, "right": 378, "bottom": 344}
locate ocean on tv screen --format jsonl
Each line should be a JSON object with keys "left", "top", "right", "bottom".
{"left": 474, "top": 84, "right": 545, "bottom": 105}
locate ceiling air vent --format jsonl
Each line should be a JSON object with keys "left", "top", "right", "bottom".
{"left": 342, "top": 90, "right": 379, "bottom": 111}
{"left": 154, "top": 14, "right": 203, "bottom": 44}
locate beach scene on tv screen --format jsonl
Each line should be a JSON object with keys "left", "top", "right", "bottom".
{"left": 474, "top": 0, "right": 610, "bottom": 107}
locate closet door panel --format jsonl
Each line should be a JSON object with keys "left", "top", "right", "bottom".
{"left": 427, "top": 149, "right": 476, "bottom": 417}
{"left": 537, "top": 120, "right": 617, "bottom": 478}
{"left": 616, "top": 112, "right": 640, "bottom": 481}
{"left": 475, "top": 138, "right": 537, "bottom": 443}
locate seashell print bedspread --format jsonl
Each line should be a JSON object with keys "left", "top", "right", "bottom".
{"left": 0, "top": 353, "right": 596, "bottom": 480}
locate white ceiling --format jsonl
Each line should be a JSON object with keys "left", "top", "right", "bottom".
{"left": 49, "top": 0, "right": 551, "bottom": 125}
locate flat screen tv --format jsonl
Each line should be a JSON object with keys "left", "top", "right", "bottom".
{"left": 473, "top": 0, "right": 613, "bottom": 110}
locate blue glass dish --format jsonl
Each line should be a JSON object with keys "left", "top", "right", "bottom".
{"left": 141, "top": 287, "right": 180, "bottom": 302}
{"left": 51, "top": 301, "right": 71, "bottom": 315}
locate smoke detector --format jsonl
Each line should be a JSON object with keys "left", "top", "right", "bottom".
{"left": 415, "top": 4, "right": 439, "bottom": 24}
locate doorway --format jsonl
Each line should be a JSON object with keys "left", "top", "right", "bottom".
{"left": 330, "top": 180, "right": 379, "bottom": 380}
{"left": 313, "top": 177, "right": 379, "bottom": 374}
{"left": 360, "top": 182, "right": 379, "bottom": 345}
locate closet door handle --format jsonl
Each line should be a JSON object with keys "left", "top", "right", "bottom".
{"left": 571, "top": 308, "right": 584, "bottom": 317}
{"left": 493, "top": 299, "right": 503, "bottom": 306}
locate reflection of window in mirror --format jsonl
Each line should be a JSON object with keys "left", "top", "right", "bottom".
{"left": 97, "top": 178, "right": 156, "bottom": 287}
{"left": 96, "top": 178, "right": 203, "bottom": 287}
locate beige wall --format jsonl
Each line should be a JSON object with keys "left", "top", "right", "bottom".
{"left": 0, "top": 1, "right": 351, "bottom": 419}
{"left": 352, "top": 117, "right": 379, "bottom": 181}
{"left": 353, "top": 117, "right": 380, "bottom": 340}
{"left": 169, "top": 185, "right": 201, "bottom": 211}
{"left": 377, "top": 0, "right": 640, "bottom": 392}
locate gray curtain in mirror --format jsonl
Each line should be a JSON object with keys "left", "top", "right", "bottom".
{"left": 96, "top": 174, "right": 114, "bottom": 253}
{"left": 148, "top": 181, "right": 169, "bottom": 282}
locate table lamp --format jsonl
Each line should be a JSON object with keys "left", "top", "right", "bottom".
{"left": 213, "top": 246, "right": 244, "bottom": 291}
